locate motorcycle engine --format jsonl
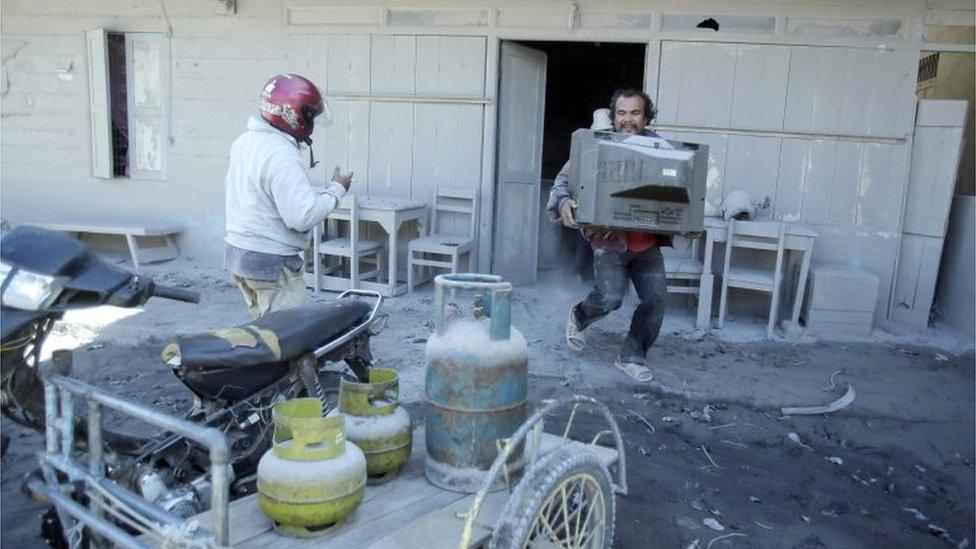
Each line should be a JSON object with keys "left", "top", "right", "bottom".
{"left": 134, "top": 466, "right": 167, "bottom": 502}
{"left": 120, "top": 464, "right": 203, "bottom": 519}
{"left": 157, "top": 485, "right": 202, "bottom": 518}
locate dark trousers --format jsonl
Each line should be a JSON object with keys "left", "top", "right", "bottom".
{"left": 574, "top": 231, "right": 594, "bottom": 280}
{"left": 575, "top": 245, "right": 667, "bottom": 353}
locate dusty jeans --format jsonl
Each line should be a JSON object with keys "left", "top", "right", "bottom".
{"left": 231, "top": 265, "right": 307, "bottom": 319}
{"left": 574, "top": 245, "right": 667, "bottom": 354}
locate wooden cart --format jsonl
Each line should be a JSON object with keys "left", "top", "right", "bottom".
{"left": 30, "top": 380, "right": 626, "bottom": 549}
{"left": 186, "top": 396, "right": 627, "bottom": 549}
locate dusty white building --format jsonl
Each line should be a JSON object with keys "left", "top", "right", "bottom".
{"left": 1, "top": 0, "right": 973, "bottom": 329}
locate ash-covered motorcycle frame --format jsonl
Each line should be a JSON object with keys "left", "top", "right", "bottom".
{"left": 22, "top": 289, "right": 386, "bottom": 549}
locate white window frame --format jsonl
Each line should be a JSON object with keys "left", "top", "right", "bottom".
{"left": 87, "top": 29, "right": 169, "bottom": 181}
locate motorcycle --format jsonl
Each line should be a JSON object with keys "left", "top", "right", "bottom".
{"left": 1, "top": 226, "right": 385, "bottom": 539}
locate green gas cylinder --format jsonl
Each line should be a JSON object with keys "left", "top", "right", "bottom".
{"left": 327, "top": 368, "right": 412, "bottom": 483}
{"left": 257, "top": 398, "right": 366, "bottom": 537}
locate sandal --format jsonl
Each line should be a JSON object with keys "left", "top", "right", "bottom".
{"left": 614, "top": 357, "right": 653, "bottom": 383}
{"left": 566, "top": 306, "right": 586, "bottom": 351}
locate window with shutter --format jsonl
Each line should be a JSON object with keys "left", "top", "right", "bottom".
{"left": 86, "top": 29, "right": 113, "bottom": 179}
{"left": 86, "top": 30, "right": 168, "bottom": 181}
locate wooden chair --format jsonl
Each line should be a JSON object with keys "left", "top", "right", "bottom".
{"left": 717, "top": 219, "right": 787, "bottom": 338}
{"left": 406, "top": 187, "right": 478, "bottom": 292}
{"left": 313, "top": 195, "right": 384, "bottom": 291}
{"left": 664, "top": 235, "right": 711, "bottom": 329}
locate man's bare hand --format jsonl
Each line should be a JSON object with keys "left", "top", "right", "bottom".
{"left": 332, "top": 167, "right": 353, "bottom": 190}
{"left": 559, "top": 199, "right": 578, "bottom": 228}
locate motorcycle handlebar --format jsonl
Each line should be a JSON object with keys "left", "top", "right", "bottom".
{"left": 150, "top": 284, "right": 200, "bottom": 304}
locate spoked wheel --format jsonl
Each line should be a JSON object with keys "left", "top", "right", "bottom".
{"left": 491, "top": 446, "right": 615, "bottom": 549}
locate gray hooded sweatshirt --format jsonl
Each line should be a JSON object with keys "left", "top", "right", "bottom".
{"left": 224, "top": 116, "right": 346, "bottom": 279}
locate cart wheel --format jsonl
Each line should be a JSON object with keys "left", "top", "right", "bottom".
{"left": 491, "top": 446, "right": 615, "bottom": 549}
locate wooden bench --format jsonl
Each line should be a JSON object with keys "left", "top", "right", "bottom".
{"left": 26, "top": 221, "right": 183, "bottom": 268}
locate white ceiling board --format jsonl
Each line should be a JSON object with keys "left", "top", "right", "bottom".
{"left": 855, "top": 142, "right": 907, "bottom": 232}
{"left": 370, "top": 35, "right": 417, "bottom": 94}
{"left": 415, "top": 36, "right": 486, "bottom": 96}
{"left": 829, "top": 141, "right": 863, "bottom": 227}
{"left": 326, "top": 34, "right": 371, "bottom": 94}
{"left": 672, "top": 131, "right": 729, "bottom": 213}
{"left": 730, "top": 44, "right": 790, "bottom": 130}
{"left": 301, "top": 34, "right": 330, "bottom": 89}
{"left": 774, "top": 138, "right": 837, "bottom": 224}
{"left": 783, "top": 46, "right": 847, "bottom": 135}
{"left": 784, "top": 46, "right": 914, "bottom": 138}
{"left": 316, "top": 99, "right": 370, "bottom": 189}
{"left": 724, "top": 135, "right": 782, "bottom": 214}
{"left": 657, "top": 41, "right": 735, "bottom": 128}
{"left": 891, "top": 233, "right": 945, "bottom": 327}
{"left": 903, "top": 125, "right": 966, "bottom": 236}
{"left": 367, "top": 102, "right": 415, "bottom": 197}
{"left": 411, "top": 103, "right": 483, "bottom": 234}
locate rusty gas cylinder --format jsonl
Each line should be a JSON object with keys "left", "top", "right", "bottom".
{"left": 424, "top": 274, "right": 527, "bottom": 493}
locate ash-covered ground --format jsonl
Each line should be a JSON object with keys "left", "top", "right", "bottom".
{"left": 2, "top": 259, "right": 973, "bottom": 548}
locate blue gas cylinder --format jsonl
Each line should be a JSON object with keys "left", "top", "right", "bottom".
{"left": 424, "top": 274, "right": 527, "bottom": 493}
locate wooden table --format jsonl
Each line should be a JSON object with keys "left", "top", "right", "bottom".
{"left": 701, "top": 217, "right": 818, "bottom": 332}
{"left": 309, "top": 196, "right": 428, "bottom": 297}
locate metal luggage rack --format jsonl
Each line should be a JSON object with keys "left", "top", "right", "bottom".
{"left": 25, "top": 351, "right": 231, "bottom": 549}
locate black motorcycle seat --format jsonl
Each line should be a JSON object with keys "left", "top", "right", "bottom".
{"left": 164, "top": 300, "right": 372, "bottom": 371}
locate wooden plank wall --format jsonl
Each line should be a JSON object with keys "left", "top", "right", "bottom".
{"left": 0, "top": 0, "right": 286, "bottom": 261}
{"left": 300, "top": 34, "right": 487, "bottom": 237}
{"left": 0, "top": 2, "right": 487, "bottom": 264}
{"left": 654, "top": 40, "right": 918, "bottom": 321}
{"left": 891, "top": 100, "right": 968, "bottom": 327}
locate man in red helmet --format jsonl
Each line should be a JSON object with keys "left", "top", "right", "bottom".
{"left": 224, "top": 73, "right": 353, "bottom": 318}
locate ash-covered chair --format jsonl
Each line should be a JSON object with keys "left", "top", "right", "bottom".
{"left": 663, "top": 235, "right": 711, "bottom": 329}
{"left": 313, "top": 194, "right": 384, "bottom": 291}
{"left": 406, "top": 187, "right": 478, "bottom": 292}
{"left": 717, "top": 219, "right": 787, "bottom": 338}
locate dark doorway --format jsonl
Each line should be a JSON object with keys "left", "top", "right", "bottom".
{"left": 518, "top": 41, "right": 647, "bottom": 180}
{"left": 509, "top": 41, "right": 646, "bottom": 276}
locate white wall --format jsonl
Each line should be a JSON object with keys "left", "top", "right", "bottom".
{"left": 1, "top": 0, "right": 286, "bottom": 262}
{"left": 1, "top": 0, "right": 967, "bottom": 328}
{"left": 654, "top": 40, "right": 918, "bottom": 322}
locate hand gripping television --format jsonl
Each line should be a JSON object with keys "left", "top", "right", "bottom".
{"left": 568, "top": 129, "right": 708, "bottom": 235}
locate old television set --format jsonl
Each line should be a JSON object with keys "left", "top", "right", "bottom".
{"left": 568, "top": 129, "right": 708, "bottom": 235}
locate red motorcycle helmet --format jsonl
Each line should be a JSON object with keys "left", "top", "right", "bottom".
{"left": 259, "top": 74, "right": 326, "bottom": 143}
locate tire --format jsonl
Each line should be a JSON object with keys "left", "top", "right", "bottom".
{"left": 491, "top": 446, "right": 615, "bottom": 549}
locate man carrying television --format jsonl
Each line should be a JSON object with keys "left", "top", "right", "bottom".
{"left": 545, "top": 88, "right": 670, "bottom": 383}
